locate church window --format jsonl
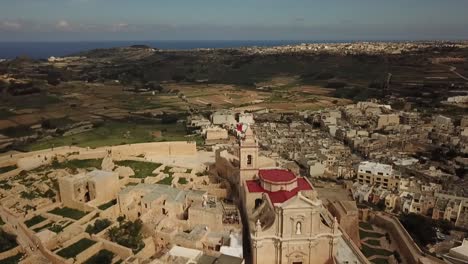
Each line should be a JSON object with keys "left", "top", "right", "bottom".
{"left": 247, "top": 155, "right": 252, "bottom": 166}
{"left": 254, "top": 199, "right": 263, "bottom": 209}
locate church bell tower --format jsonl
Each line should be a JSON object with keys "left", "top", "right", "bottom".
{"left": 239, "top": 127, "right": 259, "bottom": 185}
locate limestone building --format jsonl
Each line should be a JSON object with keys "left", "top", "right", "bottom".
{"left": 204, "top": 126, "right": 229, "bottom": 141}
{"left": 118, "top": 184, "right": 240, "bottom": 232}
{"left": 239, "top": 112, "right": 255, "bottom": 125}
{"left": 211, "top": 111, "right": 237, "bottom": 127}
{"left": 58, "top": 170, "right": 120, "bottom": 208}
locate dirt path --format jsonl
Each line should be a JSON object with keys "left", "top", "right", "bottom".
{"left": 435, "top": 62, "right": 468, "bottom": 81}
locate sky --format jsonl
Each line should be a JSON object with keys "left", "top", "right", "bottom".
{"left": 1, "top": 0, "right": 468, "bottom": 41}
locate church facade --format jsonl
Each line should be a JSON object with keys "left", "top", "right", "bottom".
{"left": 216, "top": 127, "right": 369, "bottom": 264}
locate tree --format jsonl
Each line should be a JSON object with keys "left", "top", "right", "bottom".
{"left": 107, "top": 219, "right": 144, "bottom": 253}
{"left": 117, "top": 215, "right": 125, "bottom": 226}
{"left": 400, "top": 213, "right": 436, "bottom": 246}
{"left": 86, "top": 219, "right": 111, "bottom": 234}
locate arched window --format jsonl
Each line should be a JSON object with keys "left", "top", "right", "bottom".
{"left": 296, "top": 222, "right": 302, "bottom": 235}
{"left": 254, "top": 199, "right": 263, "bottom": 209}
{"left": 247, "top": 155, "right": 252, "bottom": 166}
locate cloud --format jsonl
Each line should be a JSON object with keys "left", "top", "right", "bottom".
{"left": 56, "top": 20, "right": 71, "bottom": 30}
{"left": 111, "top": 23, "right": 129, "bottom": 32}
{"left": 0, "top": 21, "right": 22, "bottom": 31}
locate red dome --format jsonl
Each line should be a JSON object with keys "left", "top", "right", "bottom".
{"left": 258, "top": 169, "right": 296, "bottom": 184}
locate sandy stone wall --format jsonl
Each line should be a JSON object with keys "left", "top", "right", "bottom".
{"left": 134, "top": 237, "right": 155, "bottom": 260}
{"left": 370, "top": 213, "right": 444, "bottom": 264}
{"left": 188, "top": 207, "right": 223, "bottom": 231}
{"left": 74, "top": 241, "right": 103, "bottom": 263}
{"left": 0, "top": 168, "right": 22, "bottom": 181}
{"left": 99, "top": 204, "right": 119, "bottom": 219}
{"left": 0, "top": 246, "right": 23, "bottom": 261}
{"left": 97, "top": 237, "right": 133, "bottom": 260}
{"left": 0, "top": 206, "right": 68, "bottom": 264}
{"left": 1, "top": 142, "right": 197, "bottom": 172}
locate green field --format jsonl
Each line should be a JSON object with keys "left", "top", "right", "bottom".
{"left": 365, "top": 239, "right": 381, "bottom": 247}
{"left": 360, "top": 229, "right": 385, "bottom": 239}
{"left": 25, "top": 121, "right": 200, "bottom": 151}
{"left": 52, "top": 159, "right": 103, "bottom": 170}
{"left": 371, "top": 258, "right": 389, "bottom": 264}
{"left": 359, "top": 221, "right": 374, "bottom": 231}
{"left": 157, "top": 176, "right": 173, "bottom": 185}
{"left": 178, "top": 177, "right": 188, "bottom": 184}
{"left": 115, "top": 160, "right": 162, "bottom": 178}
{"left": 84, "top": 249, "right": 114, "bottom": 264}
{"left": 48, "top": 207, "right": 87, "bottom": 220}
{"left": 56, "top": 238, "right": 96, "bottom": 259}
{"left": 24, "top": 215, "right": 46, "bottom": 227}
{"left": 98, "top": 200, "right": 117, "bottom": 210}
{"left": 0, "top": 165, "right": 17, "bottom": 174}
{"left": 33, "top": 222, "right": 55, "bottom": 233}
{"left": 0, "top": 109, "right": 14, "bottom": 119}
{"left": 361, "top": 244, "right": 393, "bottom": 258}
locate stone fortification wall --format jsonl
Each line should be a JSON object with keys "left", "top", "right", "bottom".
{"left": 1, "top": 142, "right": 197, "bottom": 173}
{"left": 370, "top": 213, "right": 444, "bottom": 264}
{"left": 215, "top": 149, "right": 239, "bottom": 184}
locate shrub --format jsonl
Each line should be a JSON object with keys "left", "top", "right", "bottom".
{"left": 86, "top": 219, "right": 112, "bottom": 234}
{"left": 108, "top": 219, "right": 144, "bottom": 253}
{"left": 84, "top": 249, "right": 114, "bottom": 264}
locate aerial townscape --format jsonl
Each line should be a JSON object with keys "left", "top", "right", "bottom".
{"left": 1, "top": 1, "right": 468, "bottom": 264}
{"left": 0, "top": 38, "right": 467, "bottom": 264}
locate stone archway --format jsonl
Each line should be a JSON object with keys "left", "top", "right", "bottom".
{"left": 287, "top": 250, "right": 307, "bottom": 264}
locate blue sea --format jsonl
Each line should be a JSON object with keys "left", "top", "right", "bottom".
{"left": 0, "top": 40, "right": 345, "bottom": 59}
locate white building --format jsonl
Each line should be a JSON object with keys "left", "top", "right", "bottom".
{"left": 444, "top": 239, "right": 468, "bottom": 264}
{"left": 357, "top": 161, "right": 399, "bottom": 190}
{"left": 211, "top": 111, "right": 237, "bottom": 127}
{"left": 238, "top": 113, "right": 255, "bottom": 125}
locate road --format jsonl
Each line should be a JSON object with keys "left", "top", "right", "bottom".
{"left": 434, "top": 62, "right": 468, "bottom": 81}
{"left": 448, "top": 65, "right": 468, "bottom": 81}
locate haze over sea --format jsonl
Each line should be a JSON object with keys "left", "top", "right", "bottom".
{"left": 0, "top": 40, "right": 354, "bottom": 59}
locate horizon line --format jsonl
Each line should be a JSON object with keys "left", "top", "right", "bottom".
{"left": 1, "top": 39, "right": 468, "bottom": 43}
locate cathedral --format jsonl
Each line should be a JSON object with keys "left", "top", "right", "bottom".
{"left": 216, "top": 127, "right": 368, "bottom": 264}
